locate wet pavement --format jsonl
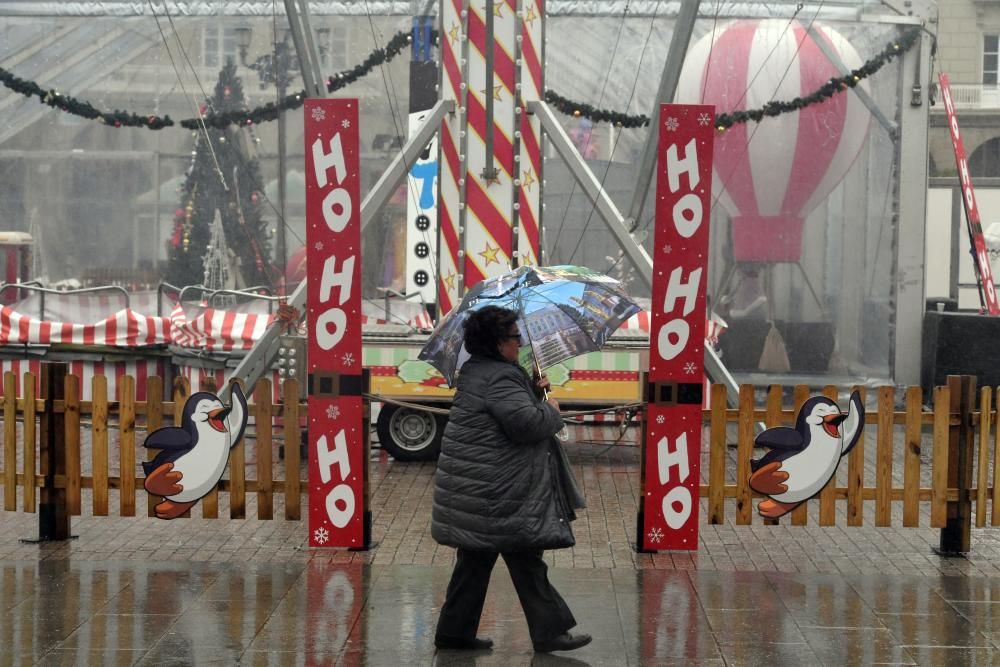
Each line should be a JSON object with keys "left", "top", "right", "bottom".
{"left": 2, "top": 439, "right": 1000, "bottom": 664}
{"left": 3, "top": 560, "right": 1000, "bottom": 665}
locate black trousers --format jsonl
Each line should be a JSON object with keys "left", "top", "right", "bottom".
{"left": 435, "top": 548, "right": 576, "bottom": 644}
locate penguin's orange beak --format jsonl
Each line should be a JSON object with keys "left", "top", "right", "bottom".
{"left": 208, "top": 407, "right": 230, "bottom": 432}
{"left": 823, "top": 413, "right": 847, "bottom": 438}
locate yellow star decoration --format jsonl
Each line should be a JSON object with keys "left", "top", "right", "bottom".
{"left": 521, "top": 168, "right": 535, "bottom": 191}
{"left": 521, "top": 253, "right": 534, "bottom": 266}
{"left": 479, "top": 243, "right": 501, "bottom": 266}
{"left": 443, "top": 272, "right": 457, "bottom": 290}
{"left": 448, "top": 23, "right": 460, "bottom": 45}
{"left": 484, "top": 172, "right": 501, "bottom": 187}
{"left": 524, "top": 4, "right": 538, "bottom": 25}
{"left": 480, "top": 85, "right": 503, "bottom": 102}
{"left": 493, "top": 2, "right": 504, "bottom": 17}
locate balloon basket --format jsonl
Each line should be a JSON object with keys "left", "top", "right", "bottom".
{"left": 719, "top": 318, "right": 836, "bottom": 373}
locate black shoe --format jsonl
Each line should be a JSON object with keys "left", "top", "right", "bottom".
{"left": 434, "top": 636, "right": 494, "bottom": 650}
{"left": 533, "top": 632, "right": 592, "bottom": 653}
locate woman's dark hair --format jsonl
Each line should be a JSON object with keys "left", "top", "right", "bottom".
{"left": 464, "top": 306, "right": 519, "bottom": 358}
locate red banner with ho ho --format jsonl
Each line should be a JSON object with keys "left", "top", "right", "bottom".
{"left": 640, "top": 104, "right": 714, "bottom": 552}
{"left": 305, "top": 99, "right": 365, "bottom": 548}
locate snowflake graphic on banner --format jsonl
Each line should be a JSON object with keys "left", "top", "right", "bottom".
{"left": 664, "top": 117, "right": 679, "bottom": 131}
{"left": 684, "top": 361, "right": 697, "bottom": 375}
{"left": 656, "top": 414, "right": 665, "bottom": 424}
{"left": 311, "top": 107, "right": 326, "bottom": 122}
{"left": 341, "top": 119, "right": 351, "bottom": 129}
{"left": 662, "top": 245, "right": 672, "bottom": 254}
{"left": 313, "top": 527, "right": 329, "bottom": 544}
{"left": 647, "top": 527, "right": 664, "bottom": 543}
{"left": 314, "top": 241, "right": 324, "bottom": 251}
{"left": 697, "top": 112, "right": 712, "bottom": 126}
{"left": 326, "top": 405, "right": 340, "bottom": 420}
{"left": 342, "top": 352, "right": 355, "bottom": 366}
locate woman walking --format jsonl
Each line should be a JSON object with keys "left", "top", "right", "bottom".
{"left": 432, "top": 305, "right": 591, "bottom": 653}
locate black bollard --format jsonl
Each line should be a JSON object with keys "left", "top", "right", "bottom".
{"left": 22, "top": 362, "right": 74, "bottom": 543}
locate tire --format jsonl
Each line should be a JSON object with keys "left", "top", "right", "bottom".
{"left": 376, "top": 404, "right": 445, "bottom": 461}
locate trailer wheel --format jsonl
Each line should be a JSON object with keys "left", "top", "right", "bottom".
{"left": 376, "top": 404, "right": 445, "bottom": 461}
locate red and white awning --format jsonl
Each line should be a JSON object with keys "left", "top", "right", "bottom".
{"left": 0, "top": 299, "right": 437, "bottom": 351}
{"left": 169, "top": 304, "right": 272, "bottom": 351}
{"left": 0, "top": 306, "right": 171, "bottom": 347}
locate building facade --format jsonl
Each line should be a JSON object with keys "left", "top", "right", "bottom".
{"left": 930, "top": 0, "right": 1000, "bottom": 177}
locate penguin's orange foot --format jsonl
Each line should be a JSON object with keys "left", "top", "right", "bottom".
{"left": 154, "top": 500, "right": 196, "bottom": 520}
{"left": 757, "top": 499, "right": 799, "bottom": 519}
{"left": 144, "top": 463, "right": 184, "bottom": 497}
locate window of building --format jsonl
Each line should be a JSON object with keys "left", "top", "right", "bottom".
{"left": 204, "top": 27, "right": 239, "bottom": 68}
{"left": 969, "top": 137, "right": 1000, "bottom": 178}
{"left": 318, "top": 23, "right": 348, "bottom": 71}
{"left": 985, "top": 34, "right": 999, "bottom": 86}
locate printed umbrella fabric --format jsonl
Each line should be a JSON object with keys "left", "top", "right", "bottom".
{"left": 418, "top": 265, "right": 642, "bottom": 385}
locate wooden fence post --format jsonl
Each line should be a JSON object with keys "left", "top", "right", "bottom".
{"left": 938, "top": 375, "right": 976, "bottom": 555}
{"left": 635, "top": 371, "right": 652, "bottom": 552}
{"left": 28, "top": 362, "right": 71, "bottom": 542}
{"left": 284, "top": 378, "right": 301, "bottom": 520}
{"left": 360, "top": 368, "right": 373, "bottom": 549}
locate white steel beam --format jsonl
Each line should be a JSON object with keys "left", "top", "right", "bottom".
{"left": 892, "top": 29, "right": 934, "bottom": 384}
{"left": 529, "top": 100, "right": 654, "bottom": 288}
{"left": 284, "top": 0, "right": 327, "bottom": 98}
{"left": 361, "top": 99, "right": 453, "bottom": 230}
{"left": 625, "top": 0, "right": 700, "bottom": 232}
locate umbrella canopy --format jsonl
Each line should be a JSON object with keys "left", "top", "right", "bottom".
{"left": 418, "top": 265, "right": 641, "bottom": 385}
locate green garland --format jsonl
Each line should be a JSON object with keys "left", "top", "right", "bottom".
{"left": 544, "top": 27, "right": 921, "bottom": 130}
{"left": 0, "top": 29, "right": 424, "bottom": 131}
{"left": 0, "top": 26, "right": 919, "bottom": 132}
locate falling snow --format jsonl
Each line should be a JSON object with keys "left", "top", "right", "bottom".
{"left": 684, "top": 361, "right": 697, "bottom": 375}
{"left": 326, "top": 405, "right": 340, "bottom": 420}
{"left": 697, "top": 112, "right": 712, "bottom": 126}
{"left": 664, "top": 117, "right": 679, "bottom": 131}
{"left": 648, "top": 527, "right": 664, "bottom": 543}
{"left": 310, "top": 107, "right": 326, "bottom": 122}
{"left": 313, "top": 527, "right": 329, "bottom": 544}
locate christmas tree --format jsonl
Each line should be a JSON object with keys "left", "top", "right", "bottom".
{"left": 166, "top": 60, "right": 274, "bottom": 288}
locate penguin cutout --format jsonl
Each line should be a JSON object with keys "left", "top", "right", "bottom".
{"left": 142, "top": 383, "right": 248, "bottom": 519}
{"left": 749, "top": 391, "right": 864, "bottom": 519}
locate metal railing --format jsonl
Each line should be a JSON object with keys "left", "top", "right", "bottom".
{"left": 207, "top": 288, "right": 279, "bottom": 313}
{"left": 157, "top": 283, "right": 277, "bottom": 316}
{"left": 943, "top": 83, "right": 1000, "bottom": 110}
{"left": 156, "top": 282, "right": 281, "bottom": 317}
{"left": 0, "top": 283, "right": 129, "bottom": 321}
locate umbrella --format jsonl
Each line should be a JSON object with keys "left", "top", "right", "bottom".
{"left": 418, "top": 265, "right": 642, "bottom": 386}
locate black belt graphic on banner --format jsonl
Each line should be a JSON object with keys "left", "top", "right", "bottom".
{"left": 310, "top": 372, "right": 364, "bottom": 398}
{"left": 648, "top": 382, "right": 703, "bottom": 406}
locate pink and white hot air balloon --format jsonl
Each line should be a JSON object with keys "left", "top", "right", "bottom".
{"left": 676, "top": 20, "right": 871, "bottom": 263}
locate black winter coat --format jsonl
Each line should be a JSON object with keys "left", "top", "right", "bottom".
{"left": 431, "top": 355, "right": 575, "bottom": 551}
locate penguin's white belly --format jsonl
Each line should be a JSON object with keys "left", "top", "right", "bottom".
{"left": 771, "top": 447, "right": 840, "bottom": 503}
{"left": 168, "top": 441, "right": 230, "bottom": 502}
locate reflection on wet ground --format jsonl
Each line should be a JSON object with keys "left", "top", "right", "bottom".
{"left": 1, "top": 560, "right": 999, "bottom": 666}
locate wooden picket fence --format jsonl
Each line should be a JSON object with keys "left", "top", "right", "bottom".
{"left": 698, "top": 377, "right": 993, "bottom": 537}
{"left": 0, "top": 365, "right": 993, "bottom": 545}
{"left": 0, "top": 367, "right": 308, "bottom": 521}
